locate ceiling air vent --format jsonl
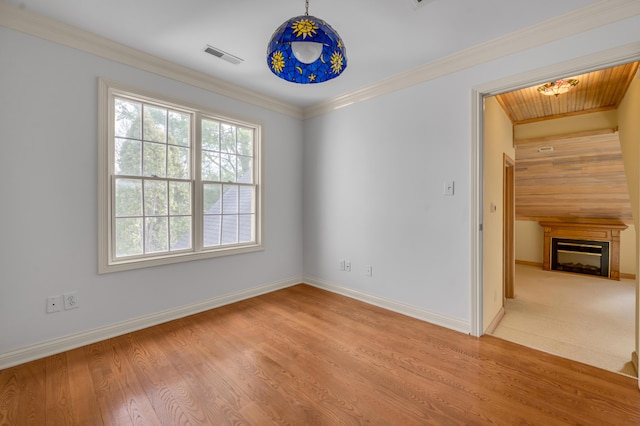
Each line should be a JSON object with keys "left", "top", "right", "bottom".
{"left": 204, "top": 45, "right": 243, "bottom": 65}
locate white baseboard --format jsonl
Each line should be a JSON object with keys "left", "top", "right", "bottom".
{"left": 303, "top": 276, "right": 471, "bottom": 334}
{"left": 0, "top": 276, "right": 302, "bottom": 370}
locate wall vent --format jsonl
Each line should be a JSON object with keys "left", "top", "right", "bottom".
{"left": 203, "top": 45, "right": 243, "bottom": 65}
{"left": 538, "top": 146, "right": 554, "bottom": 153}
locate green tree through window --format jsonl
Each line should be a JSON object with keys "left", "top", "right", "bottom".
{"left": 100, "top": 81, "right": 261, "bottom": 273}
{"left": 114, "top": 98, "right": 192, "bottom": 257}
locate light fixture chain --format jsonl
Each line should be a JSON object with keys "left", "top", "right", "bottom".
{"left": 305, "top": 0, "right": 309, "bottom": 16}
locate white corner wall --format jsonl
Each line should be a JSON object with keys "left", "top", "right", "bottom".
{"left": 0, "top": 27, "right": 304, "bottom": 363}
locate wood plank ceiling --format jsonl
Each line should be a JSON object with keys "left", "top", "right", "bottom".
{"left": 494, "top": 62, "right": 639, "bottom": 223}
{"left": 496, "top": 62, "right": 639, "bottom": 124}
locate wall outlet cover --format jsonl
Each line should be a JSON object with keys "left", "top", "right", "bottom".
{"left": 63, "top": 291, "right": 79, "bottom": 310}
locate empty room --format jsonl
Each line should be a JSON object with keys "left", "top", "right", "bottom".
{"left": 2, "top": 0, "right": 640, "bottom": 424}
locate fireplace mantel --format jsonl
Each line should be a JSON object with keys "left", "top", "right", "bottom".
{"left": 539, "top": 220, "right": 627, "bottom": 280}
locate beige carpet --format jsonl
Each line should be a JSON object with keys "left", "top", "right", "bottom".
{"left": 490, "top": 264, "right": 637, "bottom": 377}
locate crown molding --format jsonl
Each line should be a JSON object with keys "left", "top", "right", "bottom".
{"left": 474, "top": 42, "right": 640, "bottom": 96}
{"left": 2, "top": 1, "right": 639, "bottom": 122}
{"left": 0, "top": 2, "right": 303, "bottom": 120}
{"left": 303, "top": 0, "right": 640, "bottom": 119}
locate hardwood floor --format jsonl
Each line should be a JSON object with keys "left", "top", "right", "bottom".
{"left": 2, "top": 284, "right": 639, "bottom": 425}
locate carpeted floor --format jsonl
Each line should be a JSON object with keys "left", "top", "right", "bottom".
{"left": 490, "top": 264, "right": 637, "bottom": 377}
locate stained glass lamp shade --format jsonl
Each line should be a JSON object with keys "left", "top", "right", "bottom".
{"left": 267, "top": 15, "right": 347, "bottom": 84}
{"left": 537, "top": 79, "right": 579, "bottom": 96}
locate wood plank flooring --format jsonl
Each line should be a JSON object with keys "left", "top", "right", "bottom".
{"left": 2, "top": 284, "right": 639, "bottom": 425}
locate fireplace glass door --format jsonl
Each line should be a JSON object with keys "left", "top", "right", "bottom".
{"left": 551, "top": 238, "right": 610, "bottom": 277}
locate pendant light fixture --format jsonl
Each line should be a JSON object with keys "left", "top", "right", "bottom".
{"left": 537, "top": 79, "right": 579, "bottom": 97}
{"left": 267, "top": 0, "right": 347, "bottom": 84}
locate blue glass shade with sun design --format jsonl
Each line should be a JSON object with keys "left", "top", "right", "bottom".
{"left": 267, "top": 15, "right": 347, "bottom": 84}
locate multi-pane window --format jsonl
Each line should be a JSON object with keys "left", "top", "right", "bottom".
{"left": 201, "top": 118, "right": 256, "bottom": 247}
{"left": 99, "top": 80, "right": 262, "bottom": 273}
{"left": 113, "top": 98, "right": 193, "bottom": 257}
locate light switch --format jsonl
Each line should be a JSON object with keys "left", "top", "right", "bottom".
{"left": 444, "top": 181, "right": 455, "bottom": 196}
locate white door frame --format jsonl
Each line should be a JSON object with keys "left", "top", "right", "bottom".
{"left": 470, "top": 43, "right": 640, "bottom": 340}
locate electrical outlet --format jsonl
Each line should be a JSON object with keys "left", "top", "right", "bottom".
{"left": 46, "top": 295, "right": 62, "bottom": 313}
{"left": 365, "top": 265, "right": 373, "bottom": 277}
{"left": 63, "top": 291, "right": 79, "bottom": 310}
{"left": 339, "top": 260, "right": 345, "bottom": 271}
{"left": 345, "top": 261, "right": 351, "bottom": 272}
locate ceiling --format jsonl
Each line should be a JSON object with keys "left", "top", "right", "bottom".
{"left": 2, "top": 0, "right": 600, "bottom": 108}
{"left": 496, "top": 62, "right": 640, "bottom": 124}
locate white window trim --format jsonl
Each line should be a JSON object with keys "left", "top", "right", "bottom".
{"left": 98, "top": 78, "right": 263, "bottom": 274}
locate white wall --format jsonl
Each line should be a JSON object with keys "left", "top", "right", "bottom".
{"left": 618, "top": 65, "right": 640, "bottom": 359}
{"left": 0, "top": 27, "right": 304, "bottom": 355}
{"left": 515, "top": 221, "right": 545, "bottom": 264}
{"left": 483, "top": 97, "right": 515, "bottom": 330}
{"left": 514, "top": 110, "right": 618, "bottom": 140}
{"left": 303, "top": 15, "right": 640, "bottom": 332}
{"left": 303, "top": 79, "right": 472, "bottom": 327}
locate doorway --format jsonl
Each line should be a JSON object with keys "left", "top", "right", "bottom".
{"left": 474, "top": 56, "right": 640, "bottom": 377}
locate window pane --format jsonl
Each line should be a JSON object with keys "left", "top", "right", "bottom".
{"left": 168, "top": 111, "right": 190, "bottom": 147}
{"left": 145, "top": 217, "right": 168, "bottom": 253}
{"left": 221, "top": 123, "right": 236, "bottom": 154}
{"left": 115, "top": 179, "right": 142, "bottom": 217}
{"left": 237, "top": 156, "right": 252, "bottom": 183}
{"left": 203, "top": 215, "right": 221, "bottom": 247}
{"left": 115, "top": 217, "right": 143, "bottom": 257}
{"left": 143, "top": 142, "right": 166, "bottom": 177}
{"left": 221, "top": 215, "right": 238, "bottom": 245}
{"left": 167, "top": 146, "right": 190, "bottom": 179}
{"left": 222, "top": 185, "right": 239, "bottom": 214}
{"left": 115, "top": 138, "right": 142, "bottom": 176}
{"left": 144, "top": 180, "right": 168, "bottom": 216}
{"left": 170, "top": 216, "right": 191, "bottom": 251}
{"left": 143, "top": 105, "right": 167, "bottom": 143}
{"left": 202, "top": 119, "right": 219, "bottom": 151}
{"left": 169, "top": 181, "right": 191, "bottom": 215}
{"left": 202, "top": 151, "right": 220, "bottom": 181}
{"left": 237, "top": 127, "right": 253, "bottom": 156}
{"left": 221, "top": 154, "right": 236, "bottom": 182}
{"left": 115, "top": 98, "right": 141, "bottom": 139}
{"left": 203, "top": 184, "right": 222, "bottom": 214}
{"left": 239, "top": 186, "right": 254, "bottom": 214}
{"left": 239, "top": 214, "right": 254, "bottom": 243}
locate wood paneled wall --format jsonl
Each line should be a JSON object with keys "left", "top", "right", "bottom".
{"left": 515, "top": 129, "right": 633, "bottom": 222}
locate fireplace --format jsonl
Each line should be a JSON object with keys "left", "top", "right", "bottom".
{"left": 551, "top": 238, "right": 609, "bottom": 277}
{"left": 539, "top": 220, "right": 626, "bottom": 280}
